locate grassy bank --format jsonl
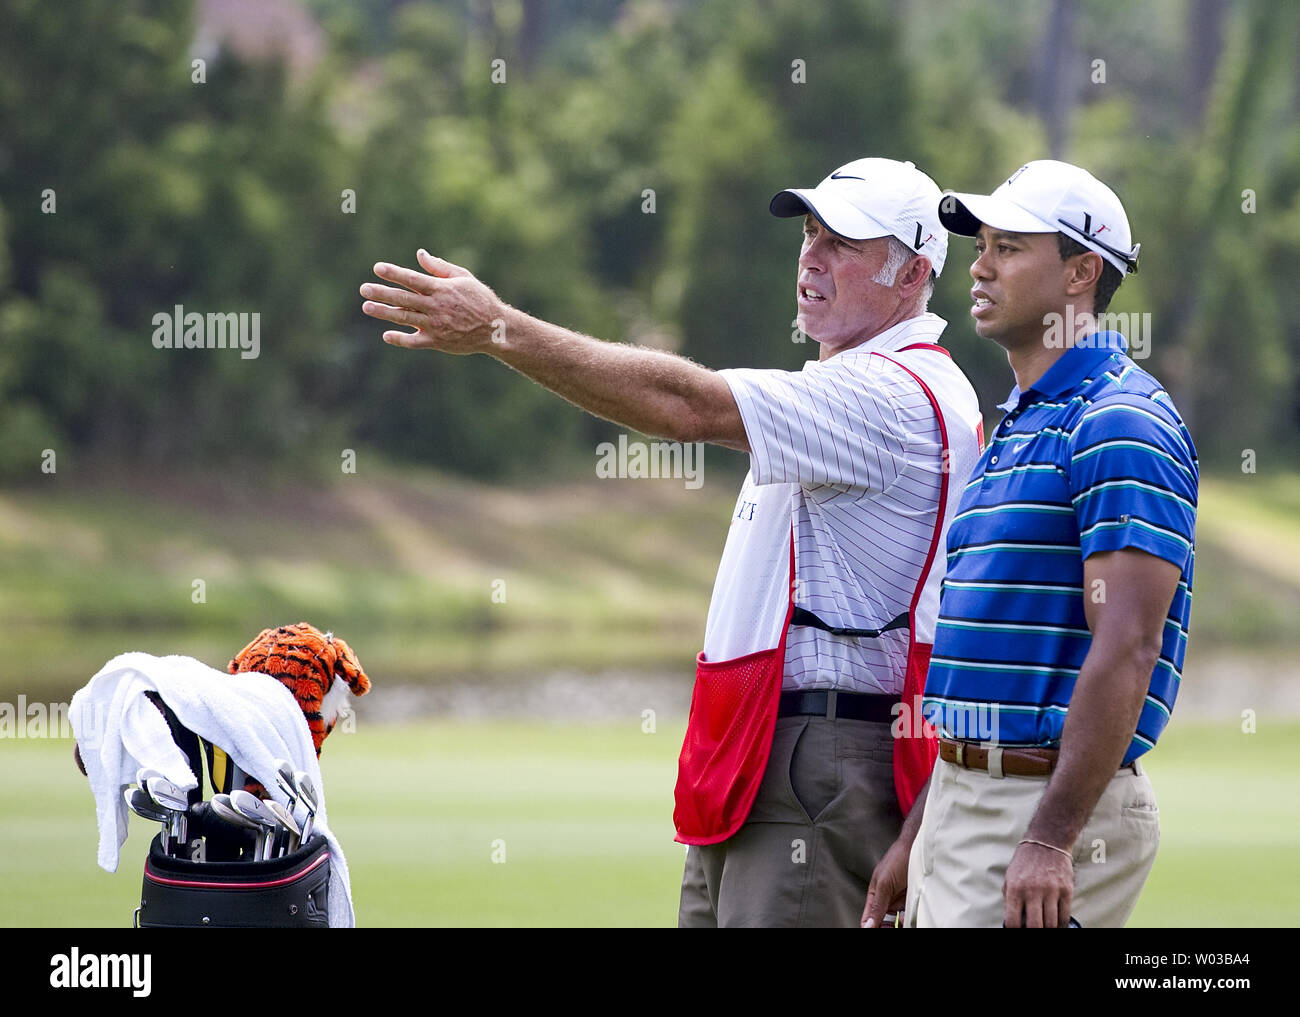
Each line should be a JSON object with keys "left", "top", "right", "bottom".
{"left": 0, "top": 462, "right": 736, "bottom": 697}
{"left": 2, "top": 466, "right": 1299, "bottom": 703}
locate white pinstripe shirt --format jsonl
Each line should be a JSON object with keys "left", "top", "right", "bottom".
{"left": 704, "top": 313, "right": 981, "bottom": 695}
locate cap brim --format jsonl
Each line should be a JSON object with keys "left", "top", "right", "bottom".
{"left": 769, "top": 188, "right": 893, "bottom": 242}
{"left": 938, "top": 192, "right": 1055, "bottom": 237}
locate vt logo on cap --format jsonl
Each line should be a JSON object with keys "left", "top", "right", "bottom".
{"left": 1004, "top": 164, "right": 1031, "bottom": 187}
{"left": 939, "top": 160, "right": 1140, "bottom": 276}
{"left": 770, "top": 158, "right": 950, "bottom": 277}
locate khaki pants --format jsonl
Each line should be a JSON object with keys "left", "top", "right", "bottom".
{"left": 678, "top": 714, "right": 901, "bottom": 928}
{"left": 905, "top": 757, "right": 1161, "bottom": 928}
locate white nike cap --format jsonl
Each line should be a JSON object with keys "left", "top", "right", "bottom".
{"left": 770, "top": 157, "right": 948, "bottom": 277}
{"left": 938, "top": 159, "right": 1140, "bottom": 276}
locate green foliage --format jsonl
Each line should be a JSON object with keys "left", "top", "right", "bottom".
{"left": 1, "top": 0, "right": 1298, "bottom": 483}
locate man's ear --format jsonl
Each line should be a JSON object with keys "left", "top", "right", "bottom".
{"left": 897, "top": 254, "right": 932, "bottom": 299}
{"left": 1064, "top": 249, "right": 1104, "bottom": 298}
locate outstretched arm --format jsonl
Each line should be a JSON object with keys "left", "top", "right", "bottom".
{"left": 360, "top": 251, "right": 749, "bottom": 450}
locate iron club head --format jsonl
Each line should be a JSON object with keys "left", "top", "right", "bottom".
{"left": 210, "top": 793, "right": 263, "bottom": 860}
{"left": 263, "top": 800, "right": 301, "bottom": 856}
{"left": 125, "top": 787, "right": 168, "bottom": 824}
{"left": 125, "top": 787, "right": 171, "bottom": 854}
{"left": 273, "top": 759, "right": 300, "bottom": 811}
{"left": 292, "top": 770, "right": 318, "bottom": 843}
{"left": 230, "top": 790, "right": 279, "bottom": 859}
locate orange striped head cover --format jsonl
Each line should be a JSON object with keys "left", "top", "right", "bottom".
{"left": 228, "top": 622, "right": 371, "bottom": 756}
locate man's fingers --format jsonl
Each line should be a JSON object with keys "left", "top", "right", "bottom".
{"left": 360, "top": 282, "right": 430, "bottom": 310}
{"left": 383, "top": 330, "right": 423, "bottom": 348}
{"left": 1004, "top": 885, "right": 1022, "bottom": 928}
{"left": 417, "top": 249, "right": 471, "bottom": 278}
{"left": 361, "top": 300, "right": 421, "bottom": 327}
{"left": 1041, "top": 893, "right": 1058, "bottom": 930}
{"left": 372, "top": 261, "right": 439, "bottom": 294}
{"left": 1053, "top": 887, "right": 1073, "bottom": 928}
{"left": 861, "top": 885, "right": 884, "bottom": 928}
{"left": 861, "top": 879, "right": 904, "bottom": 928}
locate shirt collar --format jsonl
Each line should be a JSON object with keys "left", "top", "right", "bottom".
{"left": 998, "top": 331, "right": 1129, "bottom": 411}
{"left": 832, "top": 312, "right": 948, "bottom": 358}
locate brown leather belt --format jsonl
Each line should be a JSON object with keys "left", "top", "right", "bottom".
{"left": 938, "top": 739, "right": 1058, "bottom": 777}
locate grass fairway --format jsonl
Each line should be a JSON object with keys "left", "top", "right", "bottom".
{"left": 1, "top": 716, "right": 1296, "bottom": 927}
{"left": 1130, "top": 717, "right": 1300, "bottom": 928}
{"left": 324, "top": 720, "right": 687, "bottom": 927}
{"left": 0, "top": 718, "right": 689, "bottom": 928}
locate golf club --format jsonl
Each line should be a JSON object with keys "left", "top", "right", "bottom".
{"left": 125, "top": 786, "right": 171, "bottom": 854}
{"left": 293, "top": 770, "right": 318, "bottom": 845}
{"left": 230, "top": 790, "right": 279, "bottom": 860}
{"left": 209, "top": 793, "right": 263, "bottom": 859}
{"left": 273, "top": 759, "right": 301, "bottom": 820}
{"left": 138, "top": 769, "right": 190, "bottom": 857}
{"left": 263, "top": 800, "right": 301, "bottom": 856}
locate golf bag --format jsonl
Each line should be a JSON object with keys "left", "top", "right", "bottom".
{"left": 135, "top": 832, "right": 331, "bottom": 928}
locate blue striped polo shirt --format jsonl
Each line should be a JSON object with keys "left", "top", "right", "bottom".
{"left": 922, "top": 333, "right": 1198, "bottom": 763}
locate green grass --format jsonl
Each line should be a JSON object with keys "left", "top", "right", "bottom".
{"left": 1, "top": 717, "right": 1296, "bottom": 927}
{"left": 1129, "top": 718, "right": 1300, "bottom": 927}
{"left": 0, "top": 718, "right": 688, "bottom": 928}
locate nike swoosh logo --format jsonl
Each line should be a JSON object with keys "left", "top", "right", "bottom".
{"left": 1013, "top": 442, "right": 1030, "bottom": 452}
{"left": 830, "top": 173, "right": 866, "bottom": 181}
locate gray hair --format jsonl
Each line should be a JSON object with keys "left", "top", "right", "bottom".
{"left": 872, "top": 236, "right": 935, "bottom": 305}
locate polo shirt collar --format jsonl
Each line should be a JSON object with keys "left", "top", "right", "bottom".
{"left": 836, "top": 312, "right": 948, "bottom": 358}
{"left": 998, "top": 331, "right": 1128, "bottom": 411}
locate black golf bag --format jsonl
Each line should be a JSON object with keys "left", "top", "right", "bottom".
{"left": 135, "top": 831, "right": 331, "bottom": 928}
{"left": 132, "top": 692, "right": 330, "bottom": 927}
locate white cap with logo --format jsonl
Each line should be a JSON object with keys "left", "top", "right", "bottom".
{"left": 938, "top": 159, "right": 1140, "bottom": 276}
{"left": 770, "top": 157, "right": 949, "bottom": 277}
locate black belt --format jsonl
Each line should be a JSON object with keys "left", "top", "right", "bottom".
{"left": 777, "top": 690, "right": 897, "bottom": 723}
{"left": 790, "top": 606, "right": 908, "bottom": 638}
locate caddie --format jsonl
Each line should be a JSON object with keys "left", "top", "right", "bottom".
{"left": 862, "top": 160, "right": 1198, "bottom": 929}
{"left": 360, "top": 158, "right": 983, "bottom": 928}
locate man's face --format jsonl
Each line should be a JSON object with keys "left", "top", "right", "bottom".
{"left": 968, "top": 225, "right": 1072, "bottom": 350}
{"left": 796, "top": 215, "right": 904, "bottom": 357}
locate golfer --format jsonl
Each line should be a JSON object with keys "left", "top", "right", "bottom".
{"left": 862, "top": 160, "right": 1198, "bottom": 929}
{"left": 361, "top": 158, "right": 983, "bottom": 927}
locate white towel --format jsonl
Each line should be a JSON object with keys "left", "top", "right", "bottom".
{"left": 69, "top": 652, "right": 356, "bottom": 928}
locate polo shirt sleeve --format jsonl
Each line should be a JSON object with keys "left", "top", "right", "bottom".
{"left": 1067, "top": 395, "right": 1198, "bottom": 569}
{"left": 719, "top": 355, "right": 932, "bottom": 490}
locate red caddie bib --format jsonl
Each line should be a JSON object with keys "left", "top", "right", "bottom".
{"left": 672, "top": 344, "right": 980, "bottom": 844}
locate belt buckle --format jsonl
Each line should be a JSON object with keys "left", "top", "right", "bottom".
{"left": 954, "top": 742, "right": 966, "bottom": 767}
